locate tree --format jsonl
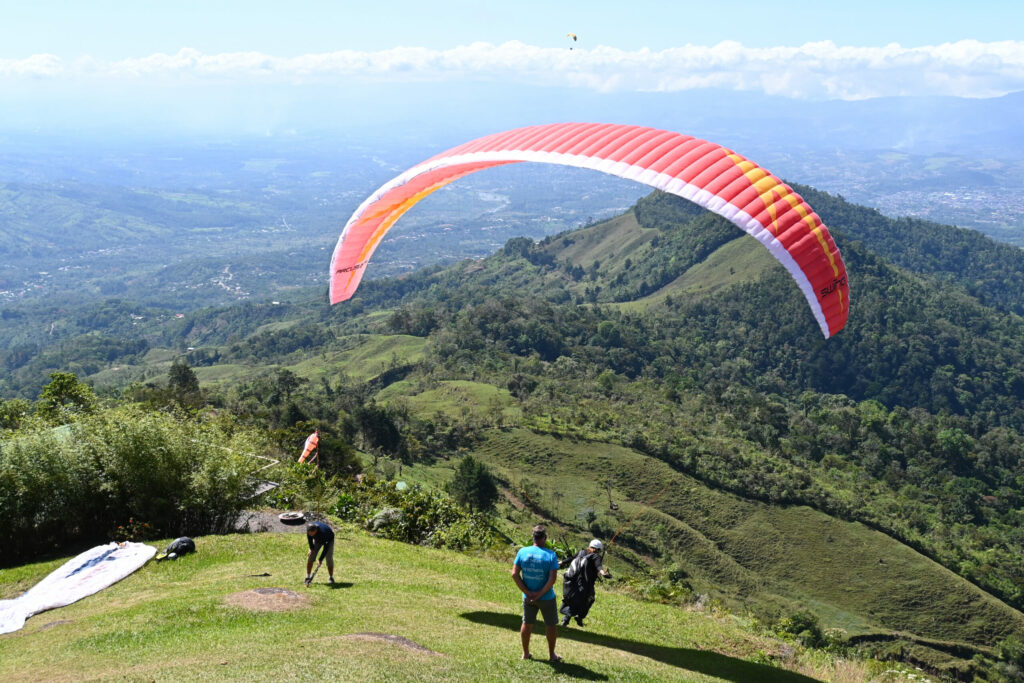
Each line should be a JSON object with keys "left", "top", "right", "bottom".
{"left": 275, "top": 368, "right": 304, "bottom": 402}
{"left": 447, "top": 456, "right": 498, "bottom": 513}
{"left": 168, "top": 359, "right": 200, "bottom": 395}
{"left": 36, "top": 372, "right": 97, "bottom": 423}
{"left": 353, "top": 402, "right": 401, "bottom": 454}
{"left": 0, "top": 398, "right": 32, "bottom": 430}
{"left": 168, "top": 359, "right": 201, "bottom": 409}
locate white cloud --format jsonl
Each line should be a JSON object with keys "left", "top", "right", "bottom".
{"left": 3, "top": 40, "right": 1024, "bottom": 99}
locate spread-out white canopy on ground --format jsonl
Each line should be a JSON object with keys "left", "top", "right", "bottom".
{"left": 0, "top": 541, "right": 155, "bottom": 634}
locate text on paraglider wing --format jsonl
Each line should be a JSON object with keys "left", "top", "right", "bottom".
{"left": 820, "top": 276, "right": 847, "bottom": 297}
{"left": 335, "top": 261, "right": 367, "bottom": 274}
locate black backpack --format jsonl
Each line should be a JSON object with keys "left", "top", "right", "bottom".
{"left": 156, "top": 537, "right": 196, "bottom": 561}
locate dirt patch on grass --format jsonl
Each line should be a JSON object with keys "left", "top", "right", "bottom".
{"left": 335, "top": 633, "right": 443, "bottom": 656}
{"left": 500, "top": 486, "right": 527, "bottom": 511}
{"left": 224, "top": 587, "right": 310, "bottom": 611}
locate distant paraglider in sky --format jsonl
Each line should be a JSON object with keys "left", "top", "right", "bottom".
{"left": 329, "top": 122, "right": 849, "bottom": 339}
{"left": 566, "top": 33, "right": 577, "bottom": 49}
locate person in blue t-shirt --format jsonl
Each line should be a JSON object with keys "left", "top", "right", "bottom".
{"left": 305, "top": 521, "right": 335, "bottom": 586}
{"left": 512, "top": 524, "right": 562, "bottom": 662}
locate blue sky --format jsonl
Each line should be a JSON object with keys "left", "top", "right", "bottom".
{"left": 2, "top": 1, "right": 1022, "bottom": 135}
{"left": 3, "top": 0, "right": 1023, "bottom": 57}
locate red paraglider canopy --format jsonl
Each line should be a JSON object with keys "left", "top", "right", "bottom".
{"left": 330, "top": 123, "right": 849, "bottom": 338}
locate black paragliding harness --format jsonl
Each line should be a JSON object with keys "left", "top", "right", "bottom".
{"left": 155, "top": 537, "right": 196, "bottom": 562}
{"left": 559, "top": 545, "right": 608, "bottom": 626}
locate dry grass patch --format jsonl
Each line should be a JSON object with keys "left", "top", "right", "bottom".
{"left": 223, "top": 587, "right": 309, "bottom": 611}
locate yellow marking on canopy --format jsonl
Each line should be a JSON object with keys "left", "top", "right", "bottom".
{"left": 727, "top": 153, "right": 840, "bottom": 279}
{"left": 726, "top": 153, "right": 844, "bottom": 323}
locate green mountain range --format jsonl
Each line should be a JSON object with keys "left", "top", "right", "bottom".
{"left": 6, "top": 186, "right": 1024, "bottom": 677}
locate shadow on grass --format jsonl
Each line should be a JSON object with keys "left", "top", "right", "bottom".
{"left": 326, "top": 582, "right": 354, "bottom": 590}
{"left": 533, "top": 657, "right": 607, "bottom": 680}
{"left": 461, "top": 612, "right": 819, "bottom": 683}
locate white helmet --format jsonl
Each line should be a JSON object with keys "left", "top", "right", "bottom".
{"left": 589, "top": 539, "right": 603, "bottom": 550}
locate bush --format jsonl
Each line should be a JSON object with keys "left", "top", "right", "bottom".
{"left": 615, "top": 568, "right": 694, "bottom": 606}
{"left": 331, "top": 476, "right": 507, "bottom": 551}
{"left": 263, "top": 462, "right": 342, "bottom": 515}
{"left": 0, "top": 406, "right": 264, "bottom": 566}
{"left": 774, "top": 610, "right": 825, "bottom": 648}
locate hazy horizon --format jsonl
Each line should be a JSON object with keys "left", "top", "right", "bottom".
{"left": 3, "top": 1, "right": 1023, "bottom": 141}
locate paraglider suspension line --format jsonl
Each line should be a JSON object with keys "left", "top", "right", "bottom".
{"left": 607, "top": 483, "right": 670, "bottom": 551}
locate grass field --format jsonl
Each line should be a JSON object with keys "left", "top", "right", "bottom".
{"left": 0, "top": 526, "right": 897, "bottom": 682}
{"left": 367, "top": 369, "right": 1024, "bottom": 667}
{"left": 551, "top": 210, "right": 655, "bottom": 272}
{"left": 291, "top": 334, "right": 427, "bottom": 382}
{"left": 388, "top": 427, "right": 1018, "bottom": 675}
{"left": 618, "top": 237, "right": 781, "bottom": 313}
{"left": 378, "top": 379, "right": 522, "bottom": 424}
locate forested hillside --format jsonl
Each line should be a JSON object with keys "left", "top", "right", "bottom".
{"left": 6, "top": 187, "right": 1024, "bottom": 678}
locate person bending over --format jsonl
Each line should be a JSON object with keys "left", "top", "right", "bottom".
{"left": 305, "top": 521, "right": 335, "bottom": 586}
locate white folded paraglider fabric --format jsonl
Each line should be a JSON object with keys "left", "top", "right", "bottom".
{"left": 0, "top": 541, "right": 155, "bottom": 634}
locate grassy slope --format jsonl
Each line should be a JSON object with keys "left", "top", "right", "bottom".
{"left": 555, "top": 209, "right": 654, "bottom": 270}
{"left": 473, "top": 429, "right": 1022, "bottom": 644}
{"left": 382, "top": 392, "right": 1021, "bottom": 673}
{"left": 299, "top": 334, "right": 427, "bottom": 383}
{"left": 378, "top": 379, "right": 521, "bottom": 424}
{"left": 620, "top": 238, "right": 780, "bottom": 312}
{"left": 536, "top": 206, "right": 782, "bottom": 314}
{"left": 1, "top": 530, "right": 849, "bottom": 682}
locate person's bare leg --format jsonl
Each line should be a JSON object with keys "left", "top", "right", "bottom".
{"left": 546, "top": 625, "right": 560, "bottom": 661}
{"left": 520, "top": 622, "right": 532, "bottom": 659}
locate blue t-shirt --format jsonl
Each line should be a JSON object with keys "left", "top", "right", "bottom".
{"left": 308, "top": 521, "right": 334, "bottom": 551}
{"left": 514, "top": 545, "right": 559, "bottom": 601}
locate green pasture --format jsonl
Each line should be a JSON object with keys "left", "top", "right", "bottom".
{"left": 459, "top": 428, "right": 1017, "bottom": 670}
{"left": 314, "top": 334, "right": 427, "bottom": 382}
{"left": 377, "top": 379, "right": 520, "bottom": 424}
{"left": 0, "top": 528, "right": 866, "bottom": 682}
{"left": 617, "top": 238, "right": 779, "bottom": 313}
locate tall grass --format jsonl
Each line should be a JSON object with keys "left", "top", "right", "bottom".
{"left": 0, "top": 406, "right": 265, "bottom": 566}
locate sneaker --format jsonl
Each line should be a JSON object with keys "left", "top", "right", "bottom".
{"left": 560, "top": 615, "right": 570, "bottom": 627}
{"left": 329, "top": 576, "right": 335, "bottom": 584}
{"left": 575, "top": 617, "right": 584, "bottom": 627}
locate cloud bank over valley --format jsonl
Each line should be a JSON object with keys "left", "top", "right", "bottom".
{"left": 4, "top": 40, "right": 1024, "bottom": 100}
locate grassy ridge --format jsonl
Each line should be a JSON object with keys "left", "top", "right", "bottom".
{"left": 400, "top": 426, "right": 1020, "bottom": 665}
{"left": 553, "top": 209, "right": 655, "bottom": 271}
{"left": 624, "top": 237, "right": 780, "bottom": 310}
{"left": 1, "top": 529, "right": 860, "bottom": 682}
{"left": 379, "top": 380, "right": 521, "bottom": 424}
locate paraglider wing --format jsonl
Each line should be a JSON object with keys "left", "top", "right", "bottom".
{"left": 329, "top": 123, "right": 849, "bottom": 338}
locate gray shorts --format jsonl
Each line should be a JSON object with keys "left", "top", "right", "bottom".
{"left": 522, "top": 598, "right": 558, "bottom": 626}
{"left": 311, "top": 538, "right": 334, "bottom": 564}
